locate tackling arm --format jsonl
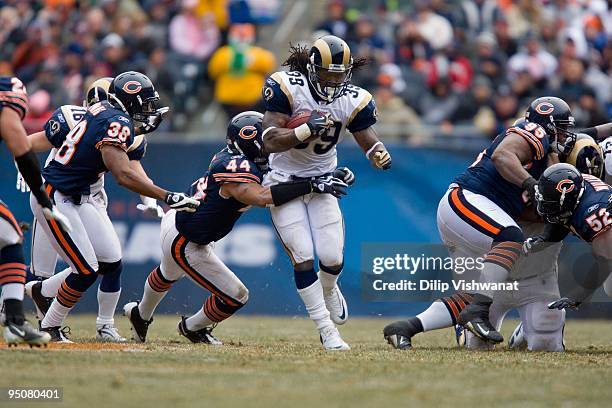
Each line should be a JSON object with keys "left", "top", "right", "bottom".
{"left": 352, "top": 126, "right": 391, "bottom": 169}
{"left": 491, "top": 133, "right": 535, "bottom": 187}
{"left": 581, "top": 122, "right": 612, "bottom": 143}
{"left": 101, "top": 145, "right": 167, "bottom": 200}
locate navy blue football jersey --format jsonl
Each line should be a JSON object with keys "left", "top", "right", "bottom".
{"left": 42, "top": 101, "right": 134, "bottom": 196}
{"left": 570, "top": 174, "right": 612, "bottom": 242}
{"left": 175, "top": 148, "right": 264, "bottom": 245}
{"left": 454, "top": 120, "right": 550, "bottom": 218}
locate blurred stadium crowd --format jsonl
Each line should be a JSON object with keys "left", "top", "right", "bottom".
{"left": 0, "top": 0, "right": 610, "bottom": 144}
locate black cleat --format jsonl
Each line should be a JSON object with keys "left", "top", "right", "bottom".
{"left": 457, "top": 294, "right": 503, "bottom": 344}
{"left": 40, "top": 326, "right": 73, "bottom": 343}
{"left": 123, "top": 301, "right": 152, "bottom": 342}
{"left": 4, "top": 320, "right": 51, "bottom": 347}
{"left": 383, "top": 318, "right": 423, "bottom": 350}
{"left": 28, "top": 281, "right": 53, "bottom": 317}
{"left": 177, "top": 316, "right": 222, "bottom": 345}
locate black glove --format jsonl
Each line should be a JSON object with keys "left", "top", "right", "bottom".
{"left": 310, "top": 176, "right": 348, "bottom": 199}
{"left": 333, "top": 166, "right": 355, "bottom": 186}
{"left": 547, "top": 297, "right": 580, "bottom": 310}
{"left": 306, "top": 111, "right": 332, "bottom": 137}
{"left": 164, "top": 192, "right": 199, "bottom": 212}
{"left": 522, "top": 177, "right": 538, "bottom": 208}
{"left": 522, "top": 223, "right": 569, "bottom": 255}
{"left": 136, "top": 107, "right": 169, "bottom": 135}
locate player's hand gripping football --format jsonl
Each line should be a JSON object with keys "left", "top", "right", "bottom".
{"left": 310, "top": 175, "right": 348, "bottom": 199}
{"left": 333, "top": 166, "right": 355, "bottom": 186}
{"left": 137, "top": 196, "right": 165, "bottom": 219}
{"left": 165, "top": 192, "right": 200, "bottom": 212}
{"left": 306, "top": 111, "right": 333, "bottom": 137}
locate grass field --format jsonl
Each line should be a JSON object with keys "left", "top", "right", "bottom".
{"left": 1, "top": 315, "right": 612, "bottom": 408}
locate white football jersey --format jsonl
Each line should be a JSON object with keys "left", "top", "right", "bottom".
{"left": 599, "top": 136, "right": 612, "bottom": 184}
{"left": 264, "top": 71, "right": 376, "bottom": 177}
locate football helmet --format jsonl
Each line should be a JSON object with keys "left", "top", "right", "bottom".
{"left": 564, "top": 133, "right": 604, "bottom": 179}
{"left": 525, "top": 96, "right": 576, "bottom": 154}
{"left": 84, "top": 77, "right": 113, "bottom": 107}
{"left": 108, "top": 71, "right": 160, "bottom": 123}
{"left": 307, "top": 35, "right": 353, "bottom": 103}
{"left": 535, "top": 163, "right": 584, "bottom": 224}
{"left": 226, "top": 111, "right": 268, "bottom": 171}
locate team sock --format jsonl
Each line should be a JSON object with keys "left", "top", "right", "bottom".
{"left": 297, "top": 279, "right": 333, "bottom": 330}
{"left": 97, "top": 288, "right": 120, "bottom": 327}
{"left": 138, "top": 267, "right": 174, "bottom": 321}
{"left": 185, "top": 308, "right": 213, "bottom": 331}
{"left": 318, "top": 262, "right": 342, "bottom": 296}
{"left": 416, "top": 301, "right": 453, "bottom": 331}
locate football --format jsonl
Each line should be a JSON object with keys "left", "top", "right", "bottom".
{"left": 285, "top": 109, "right": 312, "bottom": 129}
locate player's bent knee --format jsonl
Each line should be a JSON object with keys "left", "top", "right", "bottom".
{"left": 98, "top": 260, "right": 122, "bottom": 292}
{"left": 235, "top": 285, "right": 249, "bottom": 304}
{"left": 294, "top": 260, "right": 314, "bottom": 272}
{"left": 493, "top": 226, "right": 524, "bottom": 243}
{"left": 320, "top": 261, "right": 343, "bottom": 275}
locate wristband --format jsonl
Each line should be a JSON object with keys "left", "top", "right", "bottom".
{"left": 262, "top": 126, "right": 276, "bottom": 139}
{"left": 365, "top": 141, "right": 383, "bottom": 159}
{"left": 521, "top": 177, "right": 537, "bottom": 191}
{"left": 294, "top": 124, "right": 311, "bottom": 142}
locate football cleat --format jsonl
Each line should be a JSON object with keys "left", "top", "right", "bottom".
{"left": 508, "top": 322, "right": 527, "bottom": 350}
{"left": 457, "top": 295, "right": 503, "bottom": 344}
{"left": 4, "top": 320, "right": 51, "bottom": 347}
{"left": 40, "top": 326, "right": 73, "bottom": 343}
{"left": 177, "top": 317, "right": 222, "bottom": 345}
{"left": 96, "top": 324, "right": 127, "bottom": 343}
{"left": 319, "top": 325, "right": 350, "bottom": 351}
{"left": 383, "top": 320, "right": 422, "bottom": 350}
{"left": 123, "top": 301, "right": 152, "bottom": 343}
{"left": 322, "top": 283, "right": 348, "bottom": 325}
{"left": 25, "top": 281, "right": 53, "bottom": 317}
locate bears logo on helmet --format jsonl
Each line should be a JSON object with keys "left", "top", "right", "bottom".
{"left": 556, "top": 179, "right": 575, "bottom": 194}
{"left": 535, "top": 102, "right": 554, "bottom": 115}
{"left": 122, "top": 81, "right": 143, "bottom": 94}
{"left": 239, "top": 126, "right": 258, "bottom": 140}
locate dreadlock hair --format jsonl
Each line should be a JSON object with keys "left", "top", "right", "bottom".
{"left": 282, "top": 43, "right": 369, "bottom": 76}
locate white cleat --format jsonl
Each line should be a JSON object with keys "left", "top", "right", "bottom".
{"left": 97, "top": 324, "right": 127, "bottom": 343}
{"left": 323, "top": 284, "right": 348, "bottom": 325}
{"left": 319, "top": 325, "right": 350, "bottom": 351}
{"left": 508, "top": 322, "right": 527, "bottom": 350}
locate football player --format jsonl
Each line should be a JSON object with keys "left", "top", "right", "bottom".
{"left": 385, "top": 97, "right": 575, "bottom": 347}
{"left": 261, "top": 35, "right": 391, "bottom": 350}
{"left": 123, "top": 111, "right": 348, "bottom": 344}
{"left": 0, "top": 76, "right": 70, "bottom": 346}
{"left": 18, "top": 77, "right": 164, "bottom": 342}
{"left": 526, "top": 163, "right": 612, "bottom": 312}
{"left": 29, "top": 71, "right": 199, "bottom": 342}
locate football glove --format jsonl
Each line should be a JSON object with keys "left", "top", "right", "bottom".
{"left": 165, "top": 192, "right": 199, "bottom": 212}
{"left": 373, "top": 150, "right": 392, "bottom": 170}
{"left": 306, "top": 111, "right": 333, "bottom": 137}
{"left": 547, "top": 297, "right": 580, "bottom": 310}
{"left": 333, "top": 166, "right": 355, "bottom": 186}
{"left": 137, "top": 196, "right": 165, "bottom": 219}
{"left": 42, "top": 205, "right": 73, "bottom": 233}
{"left": 310, "top": 176, "right": 348, "bottom": 199}
{"left": 136, "top": 107, "right": 170, "bottom": 135}
{"left": 522, "top": 177, "right": 538, "bottom": 208}
{"left": 15, "top": 171, "right": 30, "bottom": 193}
{"left": 522, "top": 235, "right": 546, "bottom": 255}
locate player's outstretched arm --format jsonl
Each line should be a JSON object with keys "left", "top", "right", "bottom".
{"left": 128, "top": 160, "right": 165, "bottom": 219}
{"left": 221, "top": 177, "right": 348, "bottom": 207}
{"left": 581, "top": 121, "right": 612, "bottom": 142}
{"left": 352, "top": 127, "right": 391, "bottom": 170}
{"left": 491, "top": 132, "right": 535, "bottom": 188}
{"left": 27, "top": 130, "right": 54, "bottom": 152}
{"left": 101, "top": 145, "right": 198, "bottom": 212}
{"left": 262, "top": 110, "right": 330, "bottom": 153}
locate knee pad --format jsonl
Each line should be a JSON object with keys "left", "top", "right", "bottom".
{"left": 525, "top": 307, "right": 565, "bottom": 352}
{"left": 98, "top": 260, "right": 122, "bottom": 293}
{"left": 494, "top": 226, "right": 524, "bottom": 243}
{"left": 0, "top": 244, "right": 26, "bottom": 286}
{"left": 64, "top": 271, "right": 98, "bottom": 293}
{"left": 320, "top": 261, "right": 343, "bottom": 276}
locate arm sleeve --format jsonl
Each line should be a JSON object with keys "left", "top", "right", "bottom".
{"left": 15, "top": 150, "right": 52, "bottom": 209}
{"left": 262, "top": 75, "right": 292, "bottom": 115}
{"left": 44, "top": 108, "right": 72, "bottom": 148}
{"left": 347, "top": 98, "right": 378, "bottom": 133}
